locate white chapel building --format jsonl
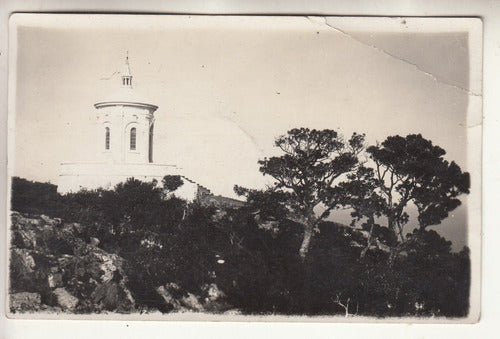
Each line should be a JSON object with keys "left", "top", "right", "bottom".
{"left": 57, "top": 55, "right": 207, "bottom": 201}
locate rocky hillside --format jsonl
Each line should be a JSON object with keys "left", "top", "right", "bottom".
{"left": 10, "top": 212, "right": 135, "bottom": 313}
{"left": 9, "top": 212, "right": 227, "bottom": 314}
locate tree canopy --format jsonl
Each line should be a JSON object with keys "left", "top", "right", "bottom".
{"left": 364, "top": 134, "right": 470, "bottom": 243}
{"left": 237, "top": 128, "right": 365, "bottom": 258}
{"left": 237, "top": 131, "right": 470, "bottom": 261}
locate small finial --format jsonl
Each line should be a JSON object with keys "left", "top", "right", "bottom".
{"left": 121, "top": 51, "right": 132, "bottom": 86}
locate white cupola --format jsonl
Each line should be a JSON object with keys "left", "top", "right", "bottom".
{"left": 94, "top": 54, "right": 158, "bottom": 164}
{"left": 58, "top": 53, "right": 206, "bottom": 202}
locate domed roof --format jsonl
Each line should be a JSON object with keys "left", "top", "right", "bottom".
{"left": 94, "top": 54, "right": 158, "bottom": 111}
{"left": 94, "top": 86, "right": 158, "bottom": 111}
{"left": 96, "top": 86, "right": 154, "bottom": 104}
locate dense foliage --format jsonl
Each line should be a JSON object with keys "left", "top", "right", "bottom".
{"left": 9, "top": 130, "right": 471, "bottom": 317}
{"left": 251, "top": 128, "right": 365, "bottom": 258}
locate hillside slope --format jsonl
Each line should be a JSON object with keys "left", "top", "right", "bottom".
{"left": 9, "top": 212, "right": 228, "bottom": 314}
{"left": 9, "top": 212, "right": 135, "bottom": 313}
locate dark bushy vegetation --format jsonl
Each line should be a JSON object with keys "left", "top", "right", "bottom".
{"left": 9, "top": 130, "right": 471, "bottom": 317}
{"left": 213, "top": 210, "right": 470, "bottom": 317}
{"left": 11, "top": 177, "right": 60, "bottom": 215}
{"left": 11, "top": 176, "right": 470, "bottom": 317}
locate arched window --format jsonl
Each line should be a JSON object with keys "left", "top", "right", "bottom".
{"left": 148, "top": 124, "right": 154, "bottom": 163}
{"left": 105, "top": 127, "right": 110, "bottom": 150}
{"left": 130, "top": 127, "right": 136, "bottom": 150}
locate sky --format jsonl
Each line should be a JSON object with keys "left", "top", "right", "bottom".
{"left": 10, "top": 15, "right": 480, "bottom": 250}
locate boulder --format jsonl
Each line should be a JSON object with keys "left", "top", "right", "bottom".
{"left": 156, "top": 284, "right": 183, "bottom": 310}
{"left": 71, "top": 222, "right": 84, "bottom": 234}
{"left": 202, "top": 283, "right": 230, "bottom": 312}
{"left": 156, "top": 283, "right": 227, "bottom": 313}
{"left": 11, "top": 248, "right": 36, "bottom": 273}
{"left": 93, "top": 251, "right": 119, "bottom": 283}
{"left": 40, "top": 214, "right": 52, "bottom": 224}
{"left": 90, "top": 237, "right": 100, "bottom": 247}
{"left": 10, "top": 292, "right": 41, "bottom": 312}
{"left": 91, "top": 282, "right": 134, "bottom": 312}
{"left": 12, "top": 228, "right": 38, "bottom": 249}
{"left": 39, "top": 227, "right": 74, "bottom": 255}
{"left": 10, "top": 212, "right": 31, "bottom": 229}
{"left": 10, "top": 247, "right": 56, "bottom": 298}
{"left": 30, "top": 218, "right": 40, "bottom": 226}
{"left": 48, "top": 272, "right": 63, "bottom": 288}
{"left": 156, "top": 283, "right": 204, "bottom": 312}
{"left": 39, "top": 215, "right": 61, "bottom": 226}
{"left": 53, "top": 287, "right": 79, "bottom": 311}
{"left": 181, "top": 293, "right": 204, "bottom": 311}
{"left": 203, "top": 283, "right": 226, "bottom": 303}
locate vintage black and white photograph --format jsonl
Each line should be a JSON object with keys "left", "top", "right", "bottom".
{"left": 7, "top": 14, "right": 482, "bottom": 321}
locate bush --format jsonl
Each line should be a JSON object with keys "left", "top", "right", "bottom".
{"left": 11, "top": 177, "right": 60, "bottom": 216}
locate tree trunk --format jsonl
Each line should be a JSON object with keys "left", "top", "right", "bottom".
{"left": 360, "top": 215, "right": 375, "bottom": 259}
{"left": 299, "top": 225, "right": 314, "bottom": 260}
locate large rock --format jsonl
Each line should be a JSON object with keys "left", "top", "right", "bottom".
{"left": 12, "top": 228, "right": 38, "bottom": 249}
{"left": 156, "top": 283, "right": 211, "bottom": 312}
{"left": 40, "top": 214, "right": 61, "bottom": 226}
{"left": 91, "top": 281, "right": 134, "bottom": 312}
{"left": 203, "top": 283, "right": 225, "bottom": 303}
{"left": 156, "top": 283, "right": 184, "bottom": 311}
{"left": 11, "top": 213, "right": 41, "bottom": 249}
{"left": 96, "top": 253, "right": 118, "bottom": 283}
{"left": 202, "top": 283, "right": 230, "bottom": 312}
{"left": 53, "top": 287, "right": 79, "bottom": 310}
{"left": 48, "top": 272, "right": 63, "bottom": 288}
{"left": 181, "top": 293, "right": 204, "bottom": 311}
{"left": 70, "top": 222, "right": 85, "bottom": 234}
{"left": 10, "top": 292, "right": 41, "bottom": 312}
{"left": 11, "top": 248, "right": 36, "bottom": 273}
{"left": 10, "top": 247, "right": 55, "bottom": 303}
{"left": 90, "top": 237, "right": 100, "bottom": 247}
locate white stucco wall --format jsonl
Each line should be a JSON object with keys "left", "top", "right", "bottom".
{"left": 95, "top": 103, "right": 155, "bottom": 164}
{"left": 58, "top": 163, "right": 202, "bottom": 201}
